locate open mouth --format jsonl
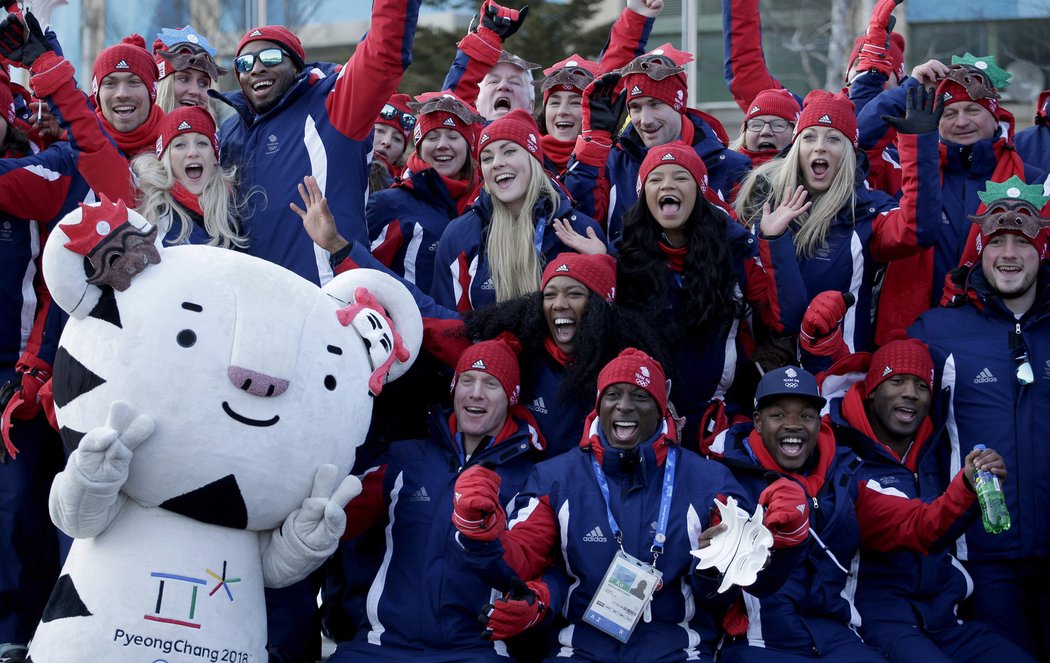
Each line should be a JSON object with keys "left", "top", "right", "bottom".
{"left": 552, "top": 316, "right": 576, "bottom": 344}
{"left": 184, "top": 164, "right": 204, "bottom": 180}
{"left": 493, "top": 97, "right": 512, "bottom": 112}
{"left": 658, "top": 194, "right": 682, "bottom": 215}
{"left": 611, "top": 420, "right": 638, "bottom": 443}
{"left": 555, "top": 120, "right": 575, "bottom": 131}
{"left": 494, "top": 172, "right": 515, "bottom": 186}
{"left": 251, "top": 80, "right": 275, "bottom": 94}
{"left": 757, "top": 140, "right": 777, "bottom": 151}
{"left": 810, "top": 159, "right": 829, "bottom": 177}
{"left": 777, "top": 435, "right": 805, "bottom": 459}
{"left": 222, "top": 401, "right": 280, "bottom": 427}
{"left": 111, "top": 104, "right": 137, "bottom": 117}
{"left": 893, "top": 405, "right": 917, "bottom": 425}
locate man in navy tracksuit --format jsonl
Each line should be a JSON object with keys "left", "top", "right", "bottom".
{"left": 329, "top": 334, "right": 545, "bottom": 662}
{"left": 823, "top": 339, "right": 1035, "bottom": 663}
{"left": 909, "top": 178, "right": 1050, "bottom": 660}
{"left": 216, "top": 0, "right": 421, "bottom": 286}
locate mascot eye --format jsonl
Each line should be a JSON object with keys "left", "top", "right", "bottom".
{"left": 324, "top": 375, "right": 337, "bottom": 391}
{"left": 177, "top": 329, "right": 197, "bottom": 348}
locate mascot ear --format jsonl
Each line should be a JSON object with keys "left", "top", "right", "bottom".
{"left": 42, "top": 196, "right": 162, "bottom": 319}
{"left": 323, "top": 269, "right": 423, "bottom": 395}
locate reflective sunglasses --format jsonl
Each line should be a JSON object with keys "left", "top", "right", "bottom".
{"left": 234, "top": 48, "right": 286, "bottom": 74}
{"left": 379, "top": 104, "right": 417, "bottom": 131}
{"left": 746, "top": 118, "right": 792, "bottom": 133}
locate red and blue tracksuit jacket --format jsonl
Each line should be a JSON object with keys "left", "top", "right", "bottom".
{"left": 429, "top": 185, "right": 604, "bottom": 313}
{"left": 331, "top": 408, "right": 543, "bottom": 662}
{"left": 1014, "top": 90, "right": 1050, "bottom": 173}
{"left": 909, "top": 265, "right": 1050, "bottom": 564}
{"left": 518, "top": 350, "right": 591, "bottom": 458}
{"left": 216, "top": 0, "right": 420, "bottom": 285}
{"left": 563, "top": 109, "right": 751, "bottom": 245}
{"left": 709, "top": 421, "right": 976, "bottom": 658}
{"left": 366, "top": 167, "right": 469, "bottom": 295}
{"left": 457, "top": 414, "right": 787, "bottom": 662}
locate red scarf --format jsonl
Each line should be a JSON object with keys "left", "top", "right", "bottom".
{"left": 875, "top": 135, "right": 1027, "bottom": 345}
{"left": 540, "top": 134, "right": 575, "bottom": 172}
{"left": 97, "top": 105, "right": 166, "bottom": 158}
{"left": 738, "top": 145, "right": 778, "bottom": 167}
{"left": 747, "top": 420, "right": 836, "bottom": 498}
{"left": 543, "top": 336, "right": 572, "bottom": 367}
{"left": 405, "top": 152, "right": 481, "bottom": 215}
{"left": 840, "top": 382, "right": 932, "bottom": 473}
{"left": 658, "top": 241, "right": 687, "bottom": 272}
{"left": 171, "top": 181, "right": 204, "bottom": 217}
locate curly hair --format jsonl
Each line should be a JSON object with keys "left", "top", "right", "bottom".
{"left": 617, "top": 195, "right": 743, "bottom": 338}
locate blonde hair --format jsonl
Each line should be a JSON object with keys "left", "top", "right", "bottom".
{"left": 131, "top": 149, "right": 248, "bottom": 249}
{"left": 156, "top": 75, "right": 220, "bottom": 116}
{"left": 734, "top": 133, "right": 857, "bottom": 258}
{"left": 485, "top": 157, "right": 559, "bottom": 302}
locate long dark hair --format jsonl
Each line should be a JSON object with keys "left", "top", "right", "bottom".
{"left": 466, "top": 291, "right": 666, "bottom": 406}
{"left": 0, "top": 122, "right": 31, "bottom": 158}
{"left": 617, "top": 195, "right": 743, "bottom": 337}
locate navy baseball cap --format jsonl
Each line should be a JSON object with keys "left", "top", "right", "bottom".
{"left": 754, "top": 366, "right": 826, "bottom": 411}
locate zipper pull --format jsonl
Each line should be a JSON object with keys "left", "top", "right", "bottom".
{"left": 811, "top": 496, "right": 820, "bottom": 510}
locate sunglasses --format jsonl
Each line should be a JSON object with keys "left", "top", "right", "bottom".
{"left": 746, "top": 118, "right": 792, "bottom": 133}
{"left": 379, "top": 104, "right": 417, "bottom": 131}
{"left": 1009, "top": 326, "right": 1034, "bottom": 386}
{"left": 234, "top": 48, "right": 286, "bottom": 74}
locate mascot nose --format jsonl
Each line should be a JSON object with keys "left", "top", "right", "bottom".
{"left": 228, "top": 366, "right": 290, "bottom": 397}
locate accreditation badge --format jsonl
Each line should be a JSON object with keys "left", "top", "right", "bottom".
{"left": 582, "top": 550, "right": 662, "bottom": 642}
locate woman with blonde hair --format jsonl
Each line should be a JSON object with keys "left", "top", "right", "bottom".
{"left": 734, "top": 89, "right": 939, "bottom": 356}
{"left": 431, "top": 109, "right": 604, "bottom": 312}
{"left": 131, "top": 106, "right": 246, "bottom": 248}
{"left": 152, "top": 25, "right": 226, "bottom": 112}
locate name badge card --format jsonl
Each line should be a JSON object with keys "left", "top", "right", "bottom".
{"left": 582, "top": 550, "right": 662, "bottom": 642}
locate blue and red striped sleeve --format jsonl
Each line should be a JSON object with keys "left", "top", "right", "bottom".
{"left": 857, "top": 470, "right": 975, "bottom": 553}
{"left": 327, "top": 0, "right": 422, "bottom": 141}
{"left": 442, "top": 27, "right": 503, "bottom": 106}
{"left": 857, "top": 77, "right": 915, "bottom": 152}
{"left": 752, "top": 230, "right": 806, "bottom": 333}
{"left": 870, "top": 130, "right": 942, "bottom": 261}
{"left": 597, "top": 6, "right": 654, "bottom": 73}
{"left": 562, "top": 133, "right": 613, "bottom": 230}
{"left": 722, "top": 0, "right": 798, "bottom": 112}
{"left": 341, "top": 465, "right": 389, "bottom": 541}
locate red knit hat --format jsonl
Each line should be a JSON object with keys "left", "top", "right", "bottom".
{"left": 935, "top": 55, "right": 1009, "bottom": 117}
{"left": 478, "top": 108, "right": 544, "bottom": 163}
{"left": 793, "top": 89, "right": 858, "bottom": 148}
{"left": 453, "top": 332, "right": 523, "bottom": 405}
{"left": 745, "top": 89, "right": 802, "bottom": 123}
{"left": 541, "top": 54, "right": 600, "bottom": 104}
{"left": 92, "top": 35, "right": 159, "bottom": 107}
{"left": 848, "top": 32, "right": 906, "bottom": 80}
{"left": 597, "top": 348, "right": 668, "bottom": 414}
{"left": 375, "top": 93, "right": 416, "bottom": 143}
{"left": 937, "top": 80, "right": 998, "bottom": 116}
{"left": 636, "top": 141, "right": 708, "bottom": 196}
{"left": 620, "top": 43, "right": 693, "bottom": 114}
{"left": 541, "top": 253, "right": 617, "bottom": 303}
{"left": 155, "top": 106, "right": 219, "bottom": 158}
{"left": 865, "top": 338, "right": 934, "bottom": 395}
{"left": 410, "top": 91, "right": 483, "bottom": 152}
{"left": 237, "top": 26, "right": 306, "bottom": 68}
{"left": 0, "top": 67, "right": 14, "bottom": 125}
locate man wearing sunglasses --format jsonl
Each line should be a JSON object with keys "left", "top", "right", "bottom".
{"left": 908, "top": 177, "right": 1050, "bottom": 660}
{"left": 215, "top": 0, "right": 421, "bottom": 287}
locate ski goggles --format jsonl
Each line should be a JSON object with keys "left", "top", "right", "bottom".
{"left": 378, "top": 104, "right": 417, "bottom": 131}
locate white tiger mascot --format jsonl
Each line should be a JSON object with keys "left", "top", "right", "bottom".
{"left": 27, "top": 196, "right": 422, "bottom": 662}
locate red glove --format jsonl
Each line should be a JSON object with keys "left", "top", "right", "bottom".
{"left": 855, "top": 0, "right": 903, "bottom": 77}
{"left": 480, "top": 579, "right": 550, "bottom": 640}
{"left": 452, "top": 464, "right": 505, "bottom": 541}
{"left": 760, "top": 478, "right": 810, "bottom": 548}
{"left": 480, "top": 0, "right": 529, "bottom": 40}
{"left": 1, "top": 354, "right": 52, "bottom": 460}
{"left": 800, "top": 291, "right": 853, "bottom": 360}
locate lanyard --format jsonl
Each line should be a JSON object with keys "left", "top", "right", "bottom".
{"left": 590, "top": 445, "right": 677, "bottom": 569}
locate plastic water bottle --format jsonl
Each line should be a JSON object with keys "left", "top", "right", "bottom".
{"left": 972, "top": 444, "right": 1011, "bottom": 534}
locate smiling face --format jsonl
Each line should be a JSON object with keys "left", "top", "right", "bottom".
{"left": 981, "top": 232, "right": 1040, "bottom": 303}
{"left": 98, "top": 72, "right": 151, "bottom": 133}
{"left": 744, "top": 114, "right": 794, "bottom": 152}
{"left": 627, "top": 96, "right": 682, "bottom": 147}
{"left": 481, "top": 139, "right": 534, "bottom": 215}
{"left": 939, "top": 101, "right": 997, "bottom": 146}
{"left": 598, "top": 382, "right": 661, "bottom": 449}
{"left": 866, "top": 374, "right": 931, "bottom": 448}
{"left": 454, "top": 369, "right": 509, "bottom": 449}
{"left": 171, "top": 69, "right": 212, "bottom": 108}
{"left": 419, "top": 127, "right": 468, "bottom": 178}
{"left": 168, "top": 131, "right": 218, "bottom": 195}
{"left": 753, "top": 396, "right": 822, "bottom": 472}
{"left": 542, "top": 276, "right": 589, "bottom": 353}
{"left": 545, "top": 90, "right": 582, "bottom": 141}
{"left": 373, "top": 123, "right": 407, "bottom": 166}
{"left": 477, "top": 62, "right": 534, "bottom": 120}
{"left": 797, "top": 126, "right": 848, "bottom": 193}
{"left": 643, "top": 163, "right": 697, "bottom": 247}
{"left": 236, "top": 40, "right": 298, "bottom": 114}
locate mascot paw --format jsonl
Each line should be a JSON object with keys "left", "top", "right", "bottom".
{"left": 290, "top": 465, "right": 361, "bottom": 551}
{"left": 73, "top": 401, "right": 154, "bottom": 485}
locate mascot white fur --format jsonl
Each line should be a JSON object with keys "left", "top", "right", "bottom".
{"left": 27, "top": 197, "right": 422, "bottom": 662}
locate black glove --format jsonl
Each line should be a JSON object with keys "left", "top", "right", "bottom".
{"left": 0, "top": 11, "right": 52, "bottom": 67}
{"left": 480, "top": 1, "right": 528, "bottom": 40}
{"left": 881, "top": 85, "right": 944, "bottom": 135}
{"left": 582, "top": 71, "right": 625, "bottom": 135}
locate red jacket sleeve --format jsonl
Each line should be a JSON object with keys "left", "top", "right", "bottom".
{"left": 722, "top": 0, "right": 789, "bottom": 112}
{"left": 441, "top": 27, "right": 503, "bottom": 106}
{"left": 597, "top": 7, "right": 654, "bottom": 73}
{"left": 341, "top": 465, "right": 389, "bottom": 541}
{"left": 870, "top": 131, "right": 942, "bottom": 262}
{"left": 496, "top": 494, "right": 560, "bottom": 581}
{"left": 856, "top": 470, "right": 975, "bottom": 553}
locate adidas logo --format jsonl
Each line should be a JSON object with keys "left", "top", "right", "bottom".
{"left": 750, "top": 105, "right": 761, "bottom": 113}
{"left": 583, "top": 526, "right": 607, "bottom": 542}
{"left": 115, "top": 60, "right": 130, "bottom": 70}
{"left": 631, "top": 85, "right": 643, "bottom": 96}
{"left": 480, "top": 278, "right": 495, "bottom": 291}
{"left": 661, "top": 152, "right": 675, "bottom": 161}
{"left": 817, "top": 114, "right": 832, "bottom": 124}
{"left": 974, "top": 368, "right": 998, "bottom": 384}
{"left": 471, "top": 359, "right": 487, "bottom": 370}
{"left": 176, "top": 120, "right": 192, "bottom": 131}
{"left": 528, "top": 397, "right": 548, "bottom": 415}
{"left": 408, "top": 486, "right": 431, "bottom": 502}
{"left": 882, "top": 366, "right": 892, "bottom": 377}
{"left": 795, "top": 504, "right": 806, "bottom": 513}
{"left": 555, "top": 263, "right": 570, "bottom": 272}
{"left": 250, "top": 29, "right": 264, "bottom": 36}
{"left": 444, "top": 117, "right": 457, "bottom": 127}
{"left": 943, "top": 92, "right": 953, "bottom": 101}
